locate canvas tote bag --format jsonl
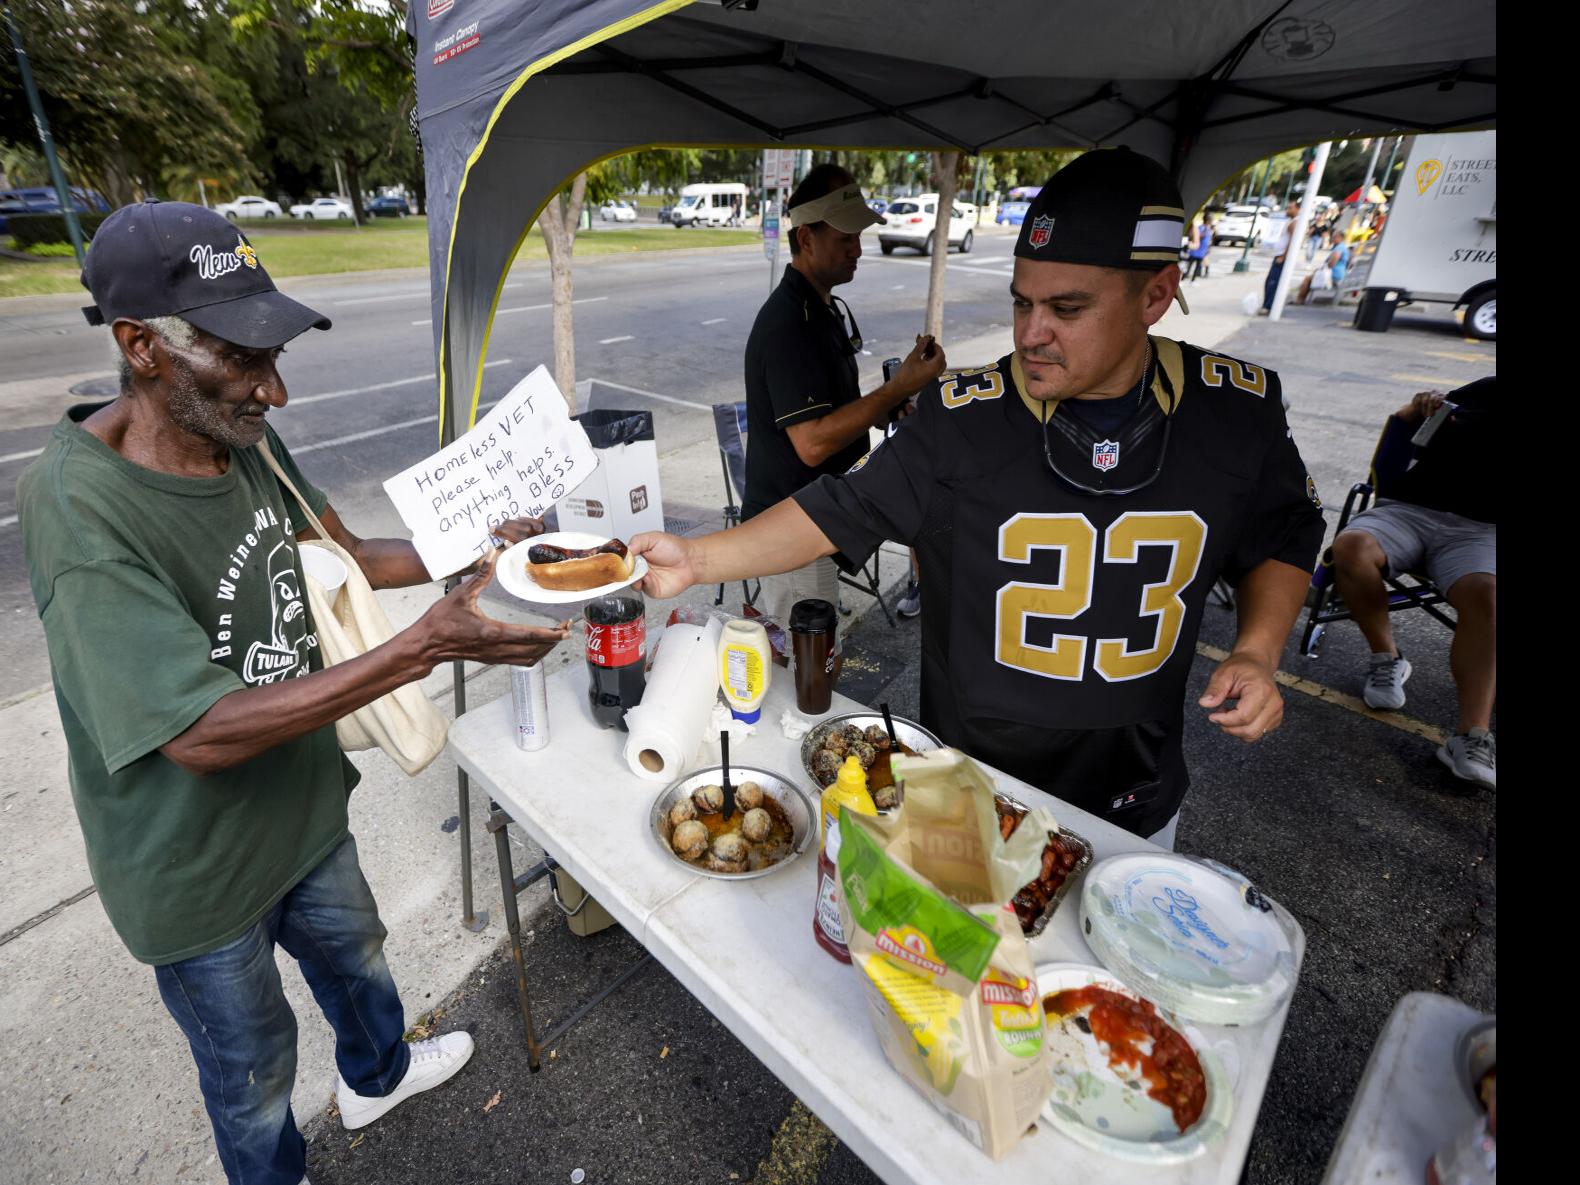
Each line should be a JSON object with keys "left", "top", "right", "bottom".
{"left": 258, "top": 440, "right": 449, "bottom": 775}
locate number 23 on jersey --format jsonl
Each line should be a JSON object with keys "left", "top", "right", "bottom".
{"left": 995, "top": 511, "right": 1207, "bottom": 682}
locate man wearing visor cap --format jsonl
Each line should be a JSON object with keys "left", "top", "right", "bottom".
{"left": 636, "top": 149, "right": 1323, "bottom": 846}
{"left": 742, "top": 163, "right": 947, "bottom": 635}
{"left": 19, "top": 200, "right": 568, "bottom": 1184}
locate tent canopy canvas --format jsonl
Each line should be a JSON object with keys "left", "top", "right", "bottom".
{"left": 408, "top": 0, "right": 1495, "bottom": 435}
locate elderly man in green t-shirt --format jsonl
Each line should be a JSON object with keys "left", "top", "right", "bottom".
{"left": 18, "top": 200, "right": 567, "bottom": 1185}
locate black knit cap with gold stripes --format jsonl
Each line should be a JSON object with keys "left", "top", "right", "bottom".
{"left": 1014, "top": 146, "right": 1186, "bottom": 270}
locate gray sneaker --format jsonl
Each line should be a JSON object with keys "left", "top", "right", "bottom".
{"left": 897, "top": 580, "right": 921, "bottom": 619}
{"left": 1437, "top": 729, "right": 1496, "bottom": 791}
{"left": 1362, "top": 652, "right": 1411, "bottom": 710}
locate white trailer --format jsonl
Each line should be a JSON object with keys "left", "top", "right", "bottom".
{"left": 1351, "top": 130, "right": 1496, "bottom": 340}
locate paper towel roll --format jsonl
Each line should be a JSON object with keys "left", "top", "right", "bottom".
{"left": 623, "top": 616, "right": 722, "bottom": 781}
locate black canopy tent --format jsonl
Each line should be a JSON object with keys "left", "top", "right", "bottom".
{"left": 409, "top": 0, "right": 1494, "bottom": 438}
{"left": 405, "top": 0, "right": 1493, "bottom": 937}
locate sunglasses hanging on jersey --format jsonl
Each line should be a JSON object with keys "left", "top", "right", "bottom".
{"left": 1039, "top": 346, "right": 1178, "bottom": 497}
{"left": 830, "top": 294, "right": 863, "bottom": 352}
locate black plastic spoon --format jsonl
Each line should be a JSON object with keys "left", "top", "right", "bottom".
{"left": 721, "top": 730, "right": 736, "bottom": 822}
{"left": 880, "top": 702, "right": 899, "bottom": 750}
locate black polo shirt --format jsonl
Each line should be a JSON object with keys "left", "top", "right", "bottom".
{"left": 742, "top": 265, "right": 869, "bottom": 520}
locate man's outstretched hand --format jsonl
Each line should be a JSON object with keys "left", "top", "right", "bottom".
{"left": 490, "top": 515, "right": 550, "bottom": 547}
{"left": 1198, "top": 650, "right": 1284, "bottom": 742}
{"left": 419, "top": 549, "right": 571, "bottom": 669}
{"left": 630, "top": 532, "right": 698, "bottom": 600}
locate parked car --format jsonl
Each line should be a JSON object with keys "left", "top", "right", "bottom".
{"left": 215, "top": 195, "right": 283, "bottom": 220}
{"left": 878, "top": 194, "right": 976, "bottom": 254}
{"left": 1211, "top": 204, "right": 1272, "bottom": 247}
{"left": 366, "top": 195, "right": 412, "bottom": 218}
{"left": 290, "top": 196, "right": 355, "bottom": 221}
{"left": 657, "top": 204, "right": 674, "bottom": 224}
{"left": 867, "top": 197, "right": 889, "bottom": 217}
{"left": 599, "top": 200, "right": 638, "bottom": 223}
{"left": 996, "top": 200, "right": 1031, "bottom": 226}
{"left": 0, "top": 186, "right": 110, "bottom": 235}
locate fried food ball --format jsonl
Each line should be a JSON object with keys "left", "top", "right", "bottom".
{"left": 671, "top": 820, "right": 709, "bottom": 860}
{"left": 669, "top": 798, "right": 698, "bottom": 828}
{"left": 707, "top": 832, "right": 749, "bottom": 873}
{"left": 812, "top": 749, "right": 842, "bottom": 787}
{"left": 741, "top": 807, "right": 772, "bottom": 843}
{"left": 839, "top": 724, "right": 866, "bottom": 748}
{"left": 864, "top": 724, "right": 893, "bottom": 750}
{"left": 692, "top": 783, "right": 724, "bottom": 814}
{"left": 873, "top": 783, "right": 901, "bottom": 811}
{"left": 851, "top": 740, "right": 878, "bottom": 769}
{"left": 736, "top": 781, "right": 764, "bottom": 810}
{"left": 822, "top": 730, "right": 851, "bottom": 757}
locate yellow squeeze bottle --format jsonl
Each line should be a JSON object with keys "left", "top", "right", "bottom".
{"left": 718, "top": 618, "right": 771, "bottom": 723}
{"left": 813, "top": 756, "right": 878, "bottom": 962}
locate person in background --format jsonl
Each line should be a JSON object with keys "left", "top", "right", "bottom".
{"left": 1293, "top": 235, "right": 1352, "bottom": 304}
{"left": 741, "top": 162, "right": 946, "bottom": 640}
{"left": 1260, "top": 198, "right": 1304, "bottom": 313}
{"left": 1330, "top": 379, "right": 1497, "bottom": 790}
{"left": 1185, "top": 214, "right": 1213, "bottom": 282}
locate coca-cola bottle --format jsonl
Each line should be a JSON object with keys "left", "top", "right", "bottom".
{"left": 584, "top": 591, "right": 646, "bottom": 730}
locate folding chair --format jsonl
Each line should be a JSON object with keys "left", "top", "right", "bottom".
{"left": 710, "top": 401, "right": 760, "bottom": 611}
{"left": 1298, "top": 415, "right": 1457, "bottom": 658}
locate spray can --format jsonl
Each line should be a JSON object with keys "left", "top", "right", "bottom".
{"left": 510, "top": 662, "right": 549, "bottom": 752}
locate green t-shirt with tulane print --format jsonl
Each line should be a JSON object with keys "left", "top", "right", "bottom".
{"left": 18, "top": 407, "right": 360, "bottom": 965}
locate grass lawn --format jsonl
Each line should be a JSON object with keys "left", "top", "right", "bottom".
{"left": 0, "top": 219, "right": 759, "bottom": 300}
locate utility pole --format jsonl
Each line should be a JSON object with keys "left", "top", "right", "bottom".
{"left": 5, "top": 5, "right": 86, "bottom": 267}
{"left": 1380, "top": 135, "right": 1405, "bottom": 198}
{"left": 1233, "top": 157, "right": 1275, "bottom": 273}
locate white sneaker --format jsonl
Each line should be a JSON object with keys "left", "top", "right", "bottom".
{"left": 897, "top": 580, "right": 921, "bottom": 619}
{"left": 1438, "top": 728, "right": 1495, "bottom": 791}
{"left": 1362, "top": 652, "right": 1411, "bottom": 710}
{"left": 336, "top": 1032, "right": 475, "bottom": 1131}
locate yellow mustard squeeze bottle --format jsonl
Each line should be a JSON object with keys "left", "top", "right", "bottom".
{"left": 813, "top": 755, "right": 877, "bottom": 962}
{"left": 718, "top": 618, "right": 771, "bottom": 723}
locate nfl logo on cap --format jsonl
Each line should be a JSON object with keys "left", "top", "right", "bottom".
{"left": 1028, "top": 214, "right": 1054, "bottom": 249}
{"left": 1092, "top": 440, "right": 1119, "bottom": 471}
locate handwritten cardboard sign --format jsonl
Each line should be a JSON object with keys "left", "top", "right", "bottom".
{"left": 383, "top": 365, "right": 596, "bottom": 578}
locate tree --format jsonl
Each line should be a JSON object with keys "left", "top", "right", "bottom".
{"left": 537, "top": 173, "right": 591, "bottom": 409}
{"left": 1, "top": 0, "right": 258, "bottom": 204}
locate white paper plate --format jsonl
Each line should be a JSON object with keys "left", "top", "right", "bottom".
{"left": 1080, "top": 854, "right": 1296, "bottom": 1026}
{"left": 495, "top": 531, "right": 648, "bottom": 605}
{"left": 1036, "top": 961, "right": 1231, "bottom": 1163}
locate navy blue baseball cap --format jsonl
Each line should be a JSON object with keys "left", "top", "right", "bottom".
{"left": 81, "top": 199, "right": 331, "bottom": 348}
{"left": 1015, "top": 147, "right": 1186, "bottom": 270}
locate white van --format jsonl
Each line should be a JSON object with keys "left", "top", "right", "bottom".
{"left": 670, "top": 183, "right": 749, "bottom": 227}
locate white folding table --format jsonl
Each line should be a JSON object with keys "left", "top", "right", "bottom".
{"left": 448, "top": 663, "right": 1306, "bottom": 1184}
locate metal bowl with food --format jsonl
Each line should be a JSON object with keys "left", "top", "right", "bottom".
{"left": 799, "top": 713, "right": 943, "bottom": 809}
{"left": 650, "top": 766, "right": 816, "bottom": 880}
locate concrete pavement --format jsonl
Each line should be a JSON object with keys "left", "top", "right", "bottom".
{"left": 0, "top": 239, "right": 1494, "bottom": 1184}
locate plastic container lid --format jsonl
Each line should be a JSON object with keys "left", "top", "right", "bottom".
{"left": 1079, "top": 854, "right": 1297, "bottom": 1026}
{"left": 730, "top": 706, "right": 762, "bottom": 724}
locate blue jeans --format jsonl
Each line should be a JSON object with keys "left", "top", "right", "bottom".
{"left": 1262, "top": 256, "right": 1286, "bottom": 311}
{"left": 154, "top": 835, "right": 410, "bottom": 1185}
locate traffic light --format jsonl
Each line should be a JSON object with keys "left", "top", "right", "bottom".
{"left": 1301, "top": 147, "right": 1317, "bottom": 175}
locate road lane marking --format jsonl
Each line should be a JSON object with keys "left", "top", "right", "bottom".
{"left": 410, "top": 295, "right": 607, "bottom": 326}
{"left": 586, "top": 378, "right": 712, "bottom": 412}
{"left": 891, "top": 284, "right": 906, "bottom": 289}
{"left": 334, "top": 282, "right": 521, "bottom": 307}
{"left": 701, "top": 318, "right": 727, "bottom": 325}
{"left": 1193, "top": 642, "right": 1448, "bottom": 744}
{"left": 290, "top": 358, "right": 513, "bottom": 408}
{"left": 599, "top": 335, "right": 635, "bottom": 345}
{"left": 1, "top": 446, "right": 43, "bottom": 464}
{"left": 290, "top": 414, "right": 437, "bottom": 454}
{"left": 0, "top": 514, "right": 15, "bottom": 528}
{"left": 876, "top": 257, "right": 1015, "bottom": 278}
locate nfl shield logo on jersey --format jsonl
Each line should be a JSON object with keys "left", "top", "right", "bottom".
{"left": 1092, "top": 440, "right": 1120, "bottom": 471}
{"left": 1028, "top": 215, "right": 1055, "bottom": 249}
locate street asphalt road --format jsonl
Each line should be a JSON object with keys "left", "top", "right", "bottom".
{"left": 1, "top": 228, "right": 1495, "bottom": 1183}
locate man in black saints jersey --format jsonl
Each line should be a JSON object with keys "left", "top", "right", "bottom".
{"left": 633, "top": 148, "right": 1324, "bottom": 843}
